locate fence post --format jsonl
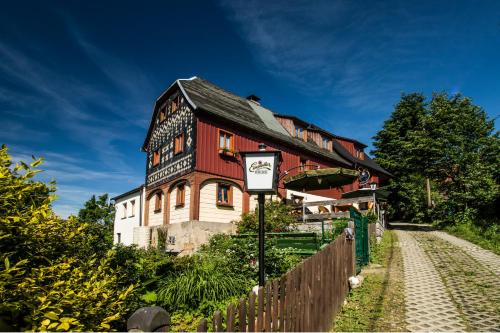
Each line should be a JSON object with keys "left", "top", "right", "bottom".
{"left": 197, "top": 319, "right": 208, "bottom": 332}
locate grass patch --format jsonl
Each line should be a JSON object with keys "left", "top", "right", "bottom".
{"left": 332, "top": 230, "right": 406, "bottom": 332}
{"left": 444, "top": 223, "right": 500, "bottom": 255}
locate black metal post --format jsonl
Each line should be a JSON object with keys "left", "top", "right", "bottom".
{"left": 258, "top": 193, "right": 265, "bottom": 286}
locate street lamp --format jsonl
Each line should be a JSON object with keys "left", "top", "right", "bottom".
{"left": 241, "top": 144, "right": 281, "bottom": 286}
{"left": 370, "top": 181, "right": 378, "bottom": 222}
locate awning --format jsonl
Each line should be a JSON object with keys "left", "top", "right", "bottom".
{"left": 283, "top": 167, "right": 358, "bottom": 191}
{"left": 341, "top": 187, "right": 390, "bottom": 200}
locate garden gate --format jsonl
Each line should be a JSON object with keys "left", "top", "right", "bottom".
{"left": 349, "top": 207, "right": 369, "bottom": 273}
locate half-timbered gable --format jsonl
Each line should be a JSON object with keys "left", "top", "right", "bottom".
{"left": 143, "top": 88, "right": 196, "bottom": 188}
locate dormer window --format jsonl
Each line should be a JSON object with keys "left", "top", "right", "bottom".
{"left": 295, "top": 125, "right": 304, "bottom": 139}
{"left": 355, "top": 148, "right": 364, "bottom": 160}
{"left": 322, "top": 136, "right": 330, "bottom": 150}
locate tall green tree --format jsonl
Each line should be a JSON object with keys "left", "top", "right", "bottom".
{"left": 413, "top": 93, "right": 499, "bottom": 224}
{"left": 78, "top": 194, "right": 115, "bottom": 253}
{"left": 373, "top": 93, "right": 499, "bottom": 225}
{"left": 372, "top": 93, "right": 427, "bottom": 221}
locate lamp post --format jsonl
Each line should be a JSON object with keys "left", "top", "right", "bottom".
{"left": 370, "top": 181, "right": 377, "bottom": 222}
{"left": 241, "top": 144, "right": 280, "bottom": 287}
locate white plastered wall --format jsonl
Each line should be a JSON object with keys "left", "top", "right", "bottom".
{"left": 148, "top": 192, "right": 164, "bottom": 226}
{"left": 169, "top": 184, "right": 191, "bottom": 224}
{"left": 199, "top": 181, "right": 243, "bottom": 223}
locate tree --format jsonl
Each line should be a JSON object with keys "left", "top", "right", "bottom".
{"left": 372, "top": 93, "right": 499, "bottom": 225}
{"left": 77, "top": 194, "right": 115, "bottom": 253}
{"left": 235, "top": 200, "right": 298, "bottom": 233}
{"left": 372, "top": 93, "right": 428, "bottom": 221}
{"left": 0, "top": 145, "right": 136, "bottom": 331}
{"left": 413, "top": 93, "right": 499, "bottom": 224}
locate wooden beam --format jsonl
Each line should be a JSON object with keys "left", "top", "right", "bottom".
{"left": 299, "top": 196, "right": 373, "bottom": 207}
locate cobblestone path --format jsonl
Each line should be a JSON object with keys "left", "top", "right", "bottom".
{"left": 394, "top": 224, "right": 500, "bottom": 332}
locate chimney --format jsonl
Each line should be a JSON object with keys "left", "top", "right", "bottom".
{"left": 246, "top": 94, "right": 261, "bottom": 105}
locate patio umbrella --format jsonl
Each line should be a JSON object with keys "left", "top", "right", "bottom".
{"left": 283, "top": 167, "right": 358, "bottom": 191}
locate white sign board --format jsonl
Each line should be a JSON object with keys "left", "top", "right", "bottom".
{"left": 243, "top": 152, "right": 279, "bottom": 193}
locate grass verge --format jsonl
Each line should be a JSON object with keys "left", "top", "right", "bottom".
{"left": 331, "top": 230, "right": 406, "bottom": 332}
{"left": 443, "top": 223, "right": 500, "bottom": 255}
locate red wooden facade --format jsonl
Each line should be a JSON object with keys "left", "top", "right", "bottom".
{"left": 195, "top": 115, "right": 380, "bottom": 200}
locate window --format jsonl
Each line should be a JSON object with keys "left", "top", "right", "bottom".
{"left": 174, "top": 133, "right": 184, "bottom": 154}
{"left": 295, "top": 125, "right": 304, "bottom": 139}
{"left": 117, "top": 233, "right": 121, "bottom": 244}
{"left": 176, "top": 184, "right": 185, "bottom": 207}
{"left": 122, "top": 202, "right": 127, "bottom": 219}
{"left": 218, "top": 130, "right": 234, "bottom": 151}
{"left": 217, "top": 183, "right": 232, "bottom": 206}
{"left": 322, "top": 136, "right": 330, "bottom": 150}
{"left": 300, "top": 158, "right": 307, "bottom": 171}
{"left": 130, "top": 200, "right": 135, "bottom": 217}
{"left": 355, "top": 148, "right": 364, "bottom": 159}
{"left": 171, "top": 95, "right": 180, "bottom": 113}
{"left": 153, "top": 150, "right": 160, "bottom": 166}
{"left": 159, "top": 108, "right": 166, "bottom": 122}
{"left": 154, "top": 192, "right": 162, "bottom": 212}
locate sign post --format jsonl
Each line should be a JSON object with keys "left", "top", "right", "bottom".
{"left": 241, "top": 144, "right": 280, "bottom": 287}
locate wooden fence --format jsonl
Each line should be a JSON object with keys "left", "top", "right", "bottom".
{"left": 197, "top": 234, "right": 355, "bottom": 332}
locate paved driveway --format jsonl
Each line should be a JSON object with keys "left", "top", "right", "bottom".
{"left": 392, "top": 223, "right": 500, "bottom": 331}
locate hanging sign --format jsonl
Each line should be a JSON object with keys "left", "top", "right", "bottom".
{"left": 241, "top": 151, "right": 280, "bottom": 193}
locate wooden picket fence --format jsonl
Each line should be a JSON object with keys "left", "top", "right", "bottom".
{"left": 196, "top": 234, "right": 355, "bottom": 332}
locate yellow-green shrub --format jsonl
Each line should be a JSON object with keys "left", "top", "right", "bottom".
{"left": 0, "top": 145, "right": 136, "bottom": 331}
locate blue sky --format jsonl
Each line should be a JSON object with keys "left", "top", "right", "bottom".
{"left": 1, "top": 0, "right": 499, "bottom": 217}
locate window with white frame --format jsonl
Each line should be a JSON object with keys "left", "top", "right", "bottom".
{"left": 130, "top": 200, "right": 135, "bottom": 217}
{"left": 122, "top": 202, "right": 127, "bottom": 219}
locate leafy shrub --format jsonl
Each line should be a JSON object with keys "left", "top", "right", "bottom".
{"left": 0, "top": 145, "right": 137, "bottom": 331}
{"left": 156, "top": 255, "right": 250, "bottom": 316}
{"left": 199, "top": 234, "right": 301, "bottom": 280}
{"left": 236, "top": 201, "right": 298, "bottom": 233}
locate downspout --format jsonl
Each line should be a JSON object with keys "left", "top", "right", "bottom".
{"left": 139, "top": 186, "right": 143, "bottom": 227}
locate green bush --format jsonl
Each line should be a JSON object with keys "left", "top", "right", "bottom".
{"left": 156, "top": 255, "right": 250, "bottom": 315}
{"left": 0, "top": 145, "right": 137, "bottom": 331}
{"left": 444, "top": 219, "right": 500, "bottom": 255}
{"left": 199, "top": 234, "right": 301, "bottom": 280}
{"left": 236, "top": 201, "right": 298, "bottom": 233}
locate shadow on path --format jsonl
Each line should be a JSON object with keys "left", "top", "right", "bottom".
{"left": 389, "top": 222, "right": 435, "bottom": 232}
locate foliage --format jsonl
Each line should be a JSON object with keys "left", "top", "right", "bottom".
{"left": 199, "top": 234, "right": 302, "bottom": 281}
{"left": 77, "top": 193, "right": 115, "bottom": 253}
{"left": 372, "top": 93, "right": 427, "bottom": 222}
{"left": 236, "top": 200, "right": 298, "bottom": 233}
{"left": 156, "top": 255, "right": 250, "bottom": 315}
{"left": 325, "top": 219, "right": 349, "bottom": 240}
{"left": 444, "top": 218, "right": 500, "bottom": 255}
{"left": 0, "top": 145, "right": 136, "bottom": 331}
{"left": 372, "top": 93, "right": 499, "bottom": 226}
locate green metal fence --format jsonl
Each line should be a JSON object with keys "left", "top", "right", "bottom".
{"left": 349, "top": 207, "right": 369, "bottom": 273}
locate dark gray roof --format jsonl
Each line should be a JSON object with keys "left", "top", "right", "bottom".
{"left": 177, "top": 77, "right": 352, "bottom": 167}
{"left": 111, "top": 185, "right": 144, "bottom": 202}
{"left": 332, "top": 140, "right": 392, "bottom": 177}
